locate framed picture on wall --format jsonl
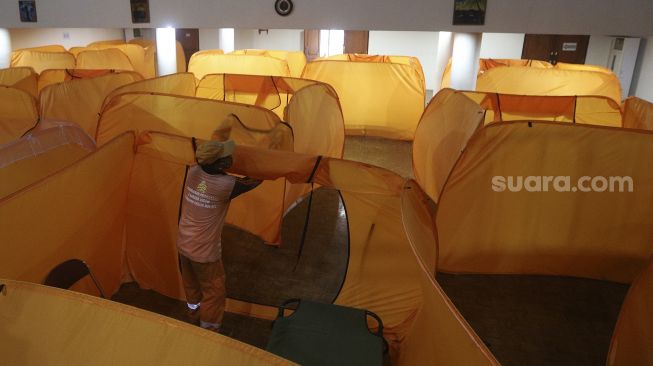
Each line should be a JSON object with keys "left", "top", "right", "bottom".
{"left": 19, "top": 0, "right": 37, "bottom": 22}
{"left": 130, "top": 0, "right": 150, "bottom": 23}
{"left": 453, "top": 0, "right": 487, "bottom": 25}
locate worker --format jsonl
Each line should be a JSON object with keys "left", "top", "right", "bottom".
{"left": 176, "top": 117, "right": 262, "bottom": 332}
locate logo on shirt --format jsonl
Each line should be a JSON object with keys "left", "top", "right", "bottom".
{"left": 197, "top": 180, "right": 208, "bottom": 193}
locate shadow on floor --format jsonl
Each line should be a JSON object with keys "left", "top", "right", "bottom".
{"left": 223, "top": 188, "right": 348, "bottom": 306}
{"left": 437, "top": 273, "right": 628, "bottom": 366}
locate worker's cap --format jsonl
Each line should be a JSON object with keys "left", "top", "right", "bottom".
{"left": 196, "top": 139, "right": 235, "bottom": 165}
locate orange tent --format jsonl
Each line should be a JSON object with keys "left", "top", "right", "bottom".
{"left": 231, "top": 49, "right": 307, "bottom": 78}
{"left": 39, "top": 72, "right": 143, "bottom": 137}
{"left": 0, "top": 67, "right": 38, "bottom": 98}
{"left": 623, "top": 97, "right": 653, "bottom": 130}
{"left": 10, "top": 49, "right": 76, "bottom": 74}
{"left": 303, "top": 54, "right": 425, "bottom": 140}
{"left": 37, "top": 69, "right": 140, "bottom": 93}
{"left": 475, "top": 66, "right": 622, "bottom": 104}
{"left": 0, "top": 129, "right": 498, "bottom": 364}
{"left": 188, "top": 51, "right": 290, "bottom": 79}
{"left": 462, "top": 91, "right": 623, "bottom": 127}
{"left": 195, "top": 74, "right": 344, "bottom": 157}
{"left": 75, "top": 48, "right": 136, "bottom": 72}
{"left": 0, "top": 86, "right": 39, "bottom": 145}
{"left": 0, "top": 124, "right": 95, "bottom": 198}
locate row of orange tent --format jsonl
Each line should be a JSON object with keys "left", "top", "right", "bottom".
{"left": 2, "top": 88, "right": 653, "bottom": 364}
{"left": 10, "top": 40, "right": 184, "bottom": 78}
{"left": 8, "top": 45, "right": 637, "bottom": 142}
{"left": 2, "top": 47, "right": 653, "bottom": 363}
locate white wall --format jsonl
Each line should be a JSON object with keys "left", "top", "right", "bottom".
{"left": 234, "top": 29, "right": 302, "bottom": 51}
{"left": 199, "top": 28, "right": 220, "bottom": 50}
{"left": 585, "top": 36, "right": 613, "bottom": 67}
{"left": 632, "top": 37, "right": 653, "bottom": 101}
{"left": 123, "top": 28, "right": 156, "bottom": 42}
{"left": 479, "top": 33, "right": 524, "bottom": 59}
{"left": 9, "top": 28, "right": 124, "bottom": 50}
{"left": 619, "top": 38, "right": 641, "bottom": 99}
{"left": 1, "top": 0, "right": 652, "bottom": 36}
{"left": 368, "top": 31, "right": 439, "bottom": 91}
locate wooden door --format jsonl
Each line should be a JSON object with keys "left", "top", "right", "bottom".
{"left": 175, "top": 28, "right": 199, "bottom": 66}
{"left": 304, "top": 29, "right": 320, "bottom": 61}
{"left": 522, "top": 34, "right": 590, "bottom": 64}
{"left": 344, "top": 30, "right": 369, "bottom": 54}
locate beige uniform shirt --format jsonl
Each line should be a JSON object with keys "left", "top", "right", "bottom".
{"left": 176, "top": 166, "right": 236, "bottom": 263}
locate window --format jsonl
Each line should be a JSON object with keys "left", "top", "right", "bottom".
{"left": 319, "top": 30, "right": 344, "bottom": 57}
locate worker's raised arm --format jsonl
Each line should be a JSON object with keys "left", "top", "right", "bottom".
{"left": 230, "top": 176, "right": 262, "bottom": 199}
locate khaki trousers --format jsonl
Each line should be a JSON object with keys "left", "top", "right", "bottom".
{"left": 179, "top": 255, "right": 226, "bottom": 326}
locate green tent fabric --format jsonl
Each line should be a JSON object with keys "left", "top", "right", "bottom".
{"left": 266, "top": 300, "right": 384, "bottom": 366}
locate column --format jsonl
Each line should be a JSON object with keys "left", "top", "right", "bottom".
{"left": 156, "top": 27, "right": 177, "bottom": 76}
{"left": 0, "top": 29, "right": 11, "bottom": 69}
{"left": 450, "top": 32, "right": 482, "bottom": 91}
{"left": 218, "top": 28, "right": 234, "bottom": 53}
{"left": 433, "top": 31, "right": 453, "bottom": 91}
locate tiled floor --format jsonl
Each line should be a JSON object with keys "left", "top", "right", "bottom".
{"left": 113, "top": 135, "right": 629, "bottom": 366}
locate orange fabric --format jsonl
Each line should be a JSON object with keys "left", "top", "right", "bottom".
{"left": 37, "top": 69, "right": 140, "bottom": 93}
{"left": 196, "top": 74, "right": 320, "bottom": 121}
{"left": 442, "top": 58, "right": 619, "bottom": 92}
{"left": 607, "top": 257, "right": 653, "bottom": 365}
{"left": 232, "top": 50, "right": 307, "bottom": 78}
{"left": 556, "top": 62, "right": 615, "bottom": 75}
{"left": 284, "top": 83, "right": 345, "bottom": 157}
{"left": 104, "top": 73, "right": 197, "bottom": 108}
{"left": 97, "top": 92, "right": 290, "bottom": 148}
{"left": 0, "top": 67, "right": 38, "bottom": 98}
{"left": 11, "top": 50, "right": 76, "bottom": 74}
{"left": 437, "top": 121, "right": 653, "bottom": 283}
{"left": 0, "top": 279, "right": 294, "bottom": 365}
{"left": 0, "top": 125, "right": 95, "bottom": 198}
{"left": 623, "top": 97, "right": 653, "bottom": 130}
{"left": 197, "top": 74, "right": 284, "bottom": 110}
{"left": 127, "top": 134, "right": 434, "bottom": 351}
{"left": 476, "top": 66, "right": 622, "bottom": 104}
{"left": 0, "top": 86, "right": 39, "bottom": 145}
{"left": 39, "top": 72, "right": 143, "bottom": 137}
{"left": 0, "top": 133, "right": 135, "bottom": 297}
{"left": 75, "top": 48, "right": 136, "bottom": 72}
{"left": 13, "top": 45, "right": 67, "bottom": 53}
{"left": 0, "top": 125, "right": 505, "bottom": 363}
{"left": 189, "top": 51, "right": 290, "bottom": 80}
{"left": 319, "top": 54, "right": 425, "bottom": 89}
{"left": 99, "top": 93, "right": 293, "bottom": 245}
{"left": 399, "top": 182, "right": 498, "bottom": 366}
{"left": 412, "top": 89, "right": 485, "bottom": 202}
{"left": 87, "top": 40, "right": 127, "bottom": 47}
{"left": 88, "top": 43, "right": 154, "bottom": 78}
{"left": 462, "top": 91, "right": 623, "bottom": 127}
{"left": 304, "top": 57, "right": 425, "bottom": 140}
